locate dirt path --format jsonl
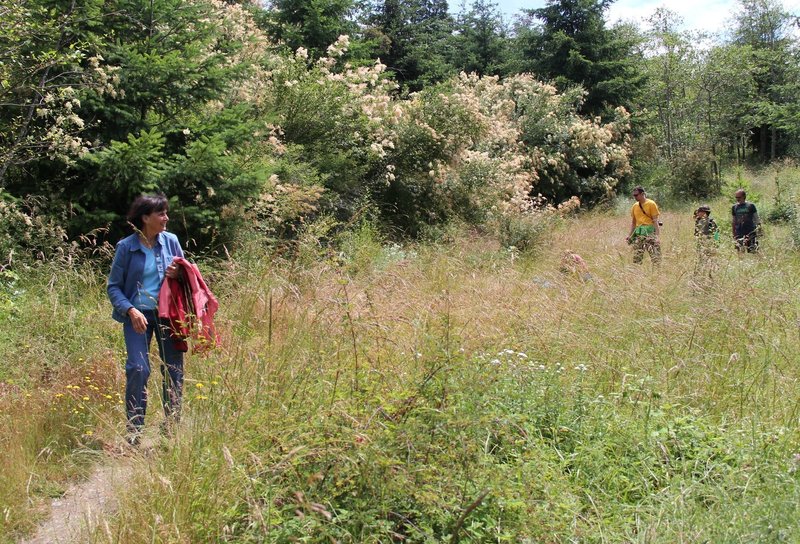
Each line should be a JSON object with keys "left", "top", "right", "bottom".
{"left": 19, "top": 458, "right": 134, "bottom": 544}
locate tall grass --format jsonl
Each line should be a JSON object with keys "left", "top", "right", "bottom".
{"left": 92, "top": 201, "right": 800, "bottom": 541}
{"left": 4, "top": 166, "right": 800, "bottom": 542}
{"left": 0, "top": 264, "right": 123, "bottom": 541}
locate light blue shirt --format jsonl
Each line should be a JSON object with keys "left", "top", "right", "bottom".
{"left": 107, "top": 231, "right": 184, "bottom": 322}
{"left": 134, "top": 246, "right": 161, "bottom": 310}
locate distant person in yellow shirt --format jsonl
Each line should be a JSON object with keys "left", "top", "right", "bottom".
{"left": 625, "top": 186, "right": 661, "bottom": 264}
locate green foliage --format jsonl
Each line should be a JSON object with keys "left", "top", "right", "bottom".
{"left": 494, "top": 209, "right": 561, "bottom": 252}
{"left": 1, "top": 0, "right": 643, "bottom": 251}
{"left": 86, "top": 130, "right": 168, "bottom": 197}
{"left": 377, "top": 85, "right": 487, "bottom": 233}
{"left": 2, "top": 0, "right": 273, "bottom": 248}
{"left": 0, "top": 0, "right": 113, "bottom": 184}
{"left": 261, "top": 45, "right": 385, "bottom": 227}
{"left": 668, "top": 149, "right": 721, "bottom": 199}
{"left": 443, "top": 157, "right": 503, "bottom": 225}
{"left": 637, "top": 2, "right": 799, "bottom": 172}
{"left": 730, "top": 0, "right": 797, "bottom": 161}
{"left": 94, "top": 0, "right": 248, "bottom": 134}
{"left": 0, "top": 269, "right": 21, "bottom": 319}
{"left": 261, "top": 0, "right": 358, "bottom": 59}
{"left": 764, "top": 166, "right": 800, "bottom": 249}
{"left": 766, "top": 186, "right": 796, "bottom": 224}
{"left": 332, "top": 215, "right": 415, "bottom": 275}
{"left": 518, "top": 87, "right": 633, "bottom": 204}
{"left": 721, "top": 166, "right": 762, "bottom": 204}
{"left": 514, "top": 0, "right": 646, "bottom": 118}
{"left": 238, "top": 146, "right": 326, "bottom": 246}
{"left": 7, "top": 0, "right": 800, "bottom": 259}
{"left": 368, "top": 0, "right": 456, "bottom": 92}
{"left": 450, "top": 0, "right": 510, "bottom": 77}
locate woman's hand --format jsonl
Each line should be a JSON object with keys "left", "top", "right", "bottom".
{"left": 166, "top": 262, "right": 180, "bottom": 279}
{"left": 128, "top": 307, "right": 148, "bottom": 334}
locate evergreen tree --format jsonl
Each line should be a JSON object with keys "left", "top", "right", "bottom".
{"left": 731, "top": 0, "right": 797, "bottom": 160}
{"left": 261, "top": 0, "right": 358, "bottom": 58}
{"left": 513, "top": 0, "right": 645, "bottom": 117}
{"left": 4, "top": 0, "right": 268, "bottom": 245}
{"left": 369, "top": 0, "right": 456, "bottom": 92}
{"left": 450, "top": 0, "right": 509, "bottom": 76}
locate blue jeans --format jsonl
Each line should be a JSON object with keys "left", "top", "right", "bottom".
{"left": 123, "top": 309, "right": 184, "bottom": 433}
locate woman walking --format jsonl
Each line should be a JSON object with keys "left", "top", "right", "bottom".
{"left": 107, "top": 194, "right": 185, "bottom": 445}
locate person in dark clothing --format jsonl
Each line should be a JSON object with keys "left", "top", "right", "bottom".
{"left": 731, "top": 189, "right": 760, "bottom": 253}
{"left": 694, "top": 205, "right": 719, "bottom": 241}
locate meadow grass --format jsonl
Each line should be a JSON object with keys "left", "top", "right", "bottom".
{"left": 0, "top": 264, "right": 125, "bottom": 541}
{"left": 95, "top": 208, "right": 800, "bottom": 540}
{"left": 3, "top": 166, "right": 800, "bottom": 543}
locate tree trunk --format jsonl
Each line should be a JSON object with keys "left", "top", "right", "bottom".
{"left": 770, "top": 125, "right": 776, "bottom": 160}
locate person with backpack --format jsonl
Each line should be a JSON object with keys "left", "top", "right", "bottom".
{"left": 731, "top": 189, "right": 760, "bottom": 253}
{"left": 625, "top": 186, "right": 661, "bottom": 264}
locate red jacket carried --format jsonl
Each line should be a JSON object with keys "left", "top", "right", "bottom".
{"left": 158, "top": 257, "right": 219, "bottom": 353}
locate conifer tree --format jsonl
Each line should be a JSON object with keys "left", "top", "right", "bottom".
{"left": 731, "top": 0, "right": 797, "bottom": 160}
{"left": 450, "top": 0, "right": 509, "bottom": 76}
{"left": 514, "top": 0, "right": 645, "bottom": 117}
{"left": 369, "top": 0, "right": 455, "bottom": 92}
{"left": 261, "top": 0, "right": 358, "bottom": 58}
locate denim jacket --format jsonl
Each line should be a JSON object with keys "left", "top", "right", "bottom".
{"left": 107, "top": 231, "right": 184, "bottom": 323}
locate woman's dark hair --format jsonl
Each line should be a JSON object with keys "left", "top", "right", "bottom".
{"left": 127, "top": 193, "right": 168, "bottom": 230}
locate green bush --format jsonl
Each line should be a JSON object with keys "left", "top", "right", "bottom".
{"left": 765, "top": 167, "right": 800, "bottom": 224}
{"left": 493, "top": 209, "right": 560, "bottom": 252}
{"left": 668, "top": 149, "right": 721, "bottom": 199}
{"left": 0, "top": 269, "right": 21, "bottom": 319}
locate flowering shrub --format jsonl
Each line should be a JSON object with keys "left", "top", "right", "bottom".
{"left": 251, "top": 36, "right": 632, "bottom": 240}
{"left": 357, "top": 71, "right": 628, "bottom": 237}
{"left": 239, "top": 159, "right": 326, "bottom": 241}
{"left": 494, "top": 196, "right": 581, "bottom": 251}
{"left": 0, "top": 193, "right": 70, "bottom": 266}
{"left": 5, "top": 0, "right": 635, "bottom": 249}
{"left": 0, "top": 0, "right": 122, "bottom": 175}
